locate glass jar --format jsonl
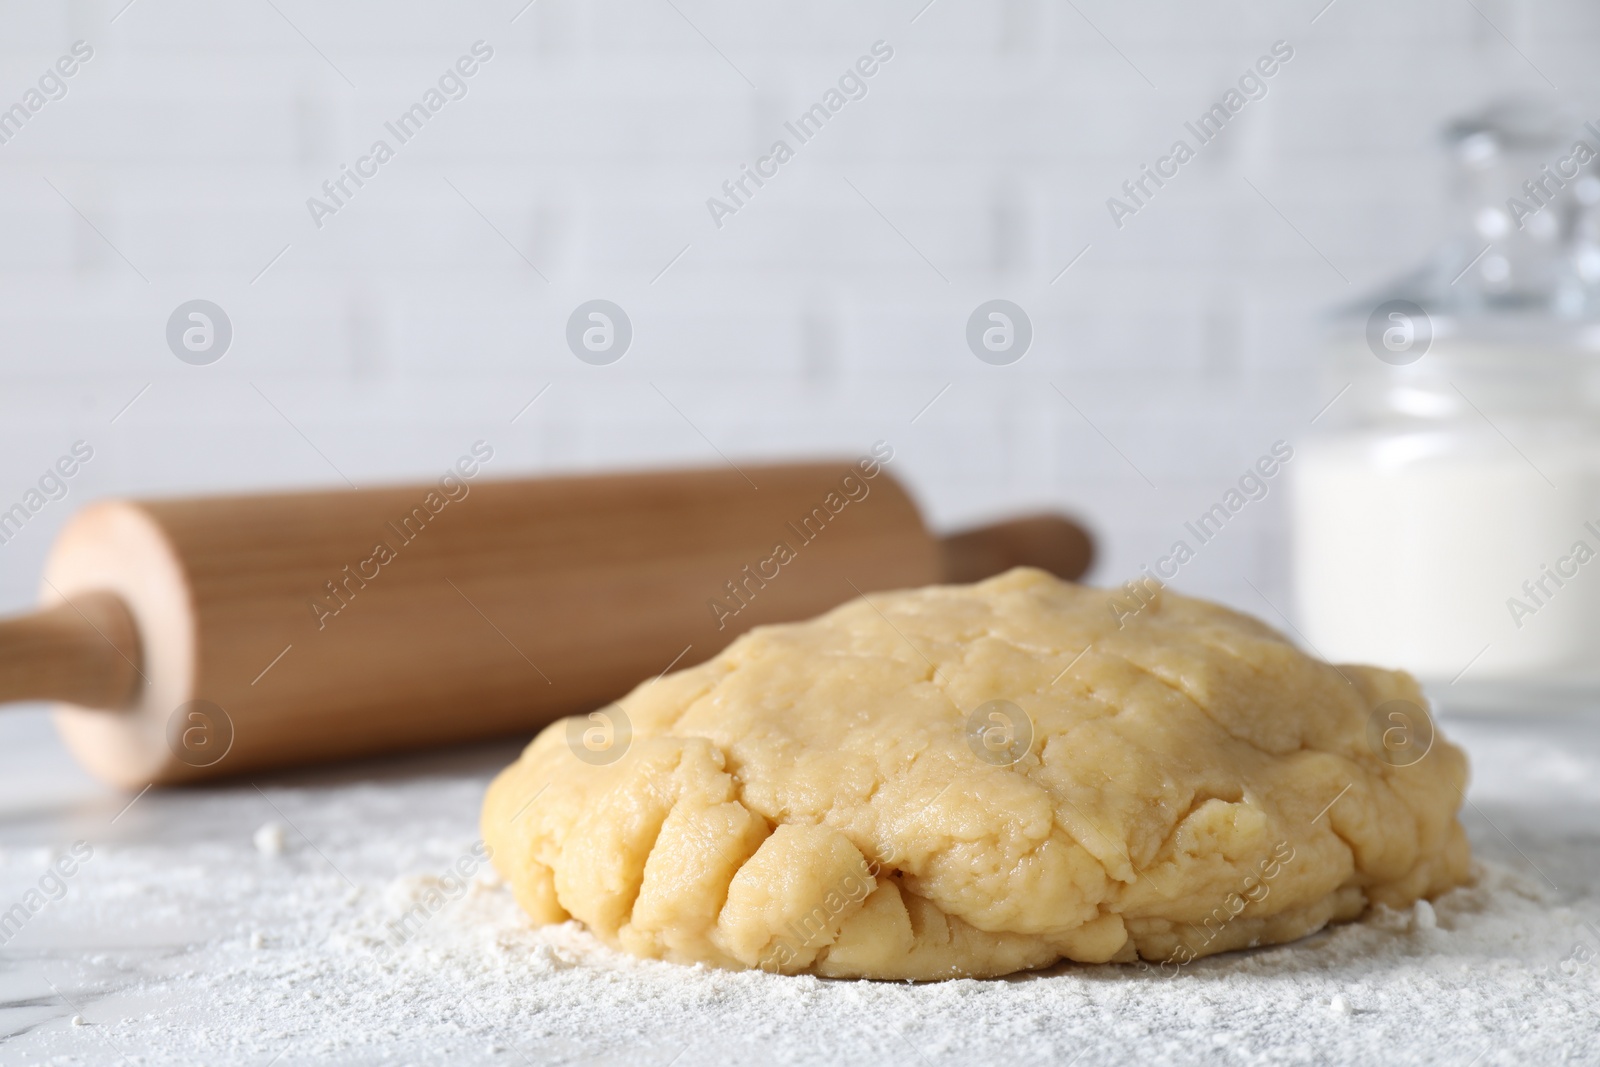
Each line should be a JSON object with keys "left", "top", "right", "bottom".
{"left": 1291, "top": 98, "right": 1600, "bottom": 712}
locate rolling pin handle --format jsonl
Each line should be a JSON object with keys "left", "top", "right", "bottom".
{"left": 939, "top": 514, "right": 1095, "bottom": 585}
{"left": 0, "top": 591, "right": 142, "bottom": 711}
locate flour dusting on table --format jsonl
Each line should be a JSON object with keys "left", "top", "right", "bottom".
{"left": 2, "top": 718, "right": 1598, "bottom": 1065}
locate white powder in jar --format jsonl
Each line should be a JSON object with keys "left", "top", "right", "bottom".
{"left": 1291, "top": 429, "right": 1599, "bottom": 681}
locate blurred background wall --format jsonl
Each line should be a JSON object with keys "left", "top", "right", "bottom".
{"left": 0, "top": 0, "right": 1593, "bottom": 621}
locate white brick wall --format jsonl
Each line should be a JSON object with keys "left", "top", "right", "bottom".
{"left": 0, "top": 0, "right": 1594, "bottom": 625}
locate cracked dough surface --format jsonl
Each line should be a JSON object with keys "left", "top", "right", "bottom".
{"left": 481, "top": 568, "right": 1471, "bottom": 980}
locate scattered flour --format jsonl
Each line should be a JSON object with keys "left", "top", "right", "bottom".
{"left": 1, "top": 735, "right": 1597, "bottom": 1065}
{"left": 253, "top": 822, "right": 287, "bottom": 856}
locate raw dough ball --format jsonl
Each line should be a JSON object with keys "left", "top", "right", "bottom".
{"left": 482, "top": 568, "right": 1470, "bottom": 979}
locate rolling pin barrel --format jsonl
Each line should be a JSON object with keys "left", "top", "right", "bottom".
{"left": 0, "top": 462, "right": 1093, "bottom": 787}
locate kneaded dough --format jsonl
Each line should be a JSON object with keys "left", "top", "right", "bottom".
{"left": 482, "top": 568, "right": 1471, "bottom": 980}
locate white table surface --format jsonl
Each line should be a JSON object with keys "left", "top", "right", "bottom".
{"left": 0, "top": 704, "right": 1597, "bottom": 1066}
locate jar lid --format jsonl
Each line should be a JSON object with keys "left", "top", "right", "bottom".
{"left": 1330, "top": 95, "right": 1600, "bottom": 330}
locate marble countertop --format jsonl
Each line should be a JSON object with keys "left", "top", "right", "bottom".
{"left": 0, "top": 705, "right": 1597, "bottom": 1066}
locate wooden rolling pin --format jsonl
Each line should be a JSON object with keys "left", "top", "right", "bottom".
{"left": 0, "top": 455, "right": 1092, "bottom": 787}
